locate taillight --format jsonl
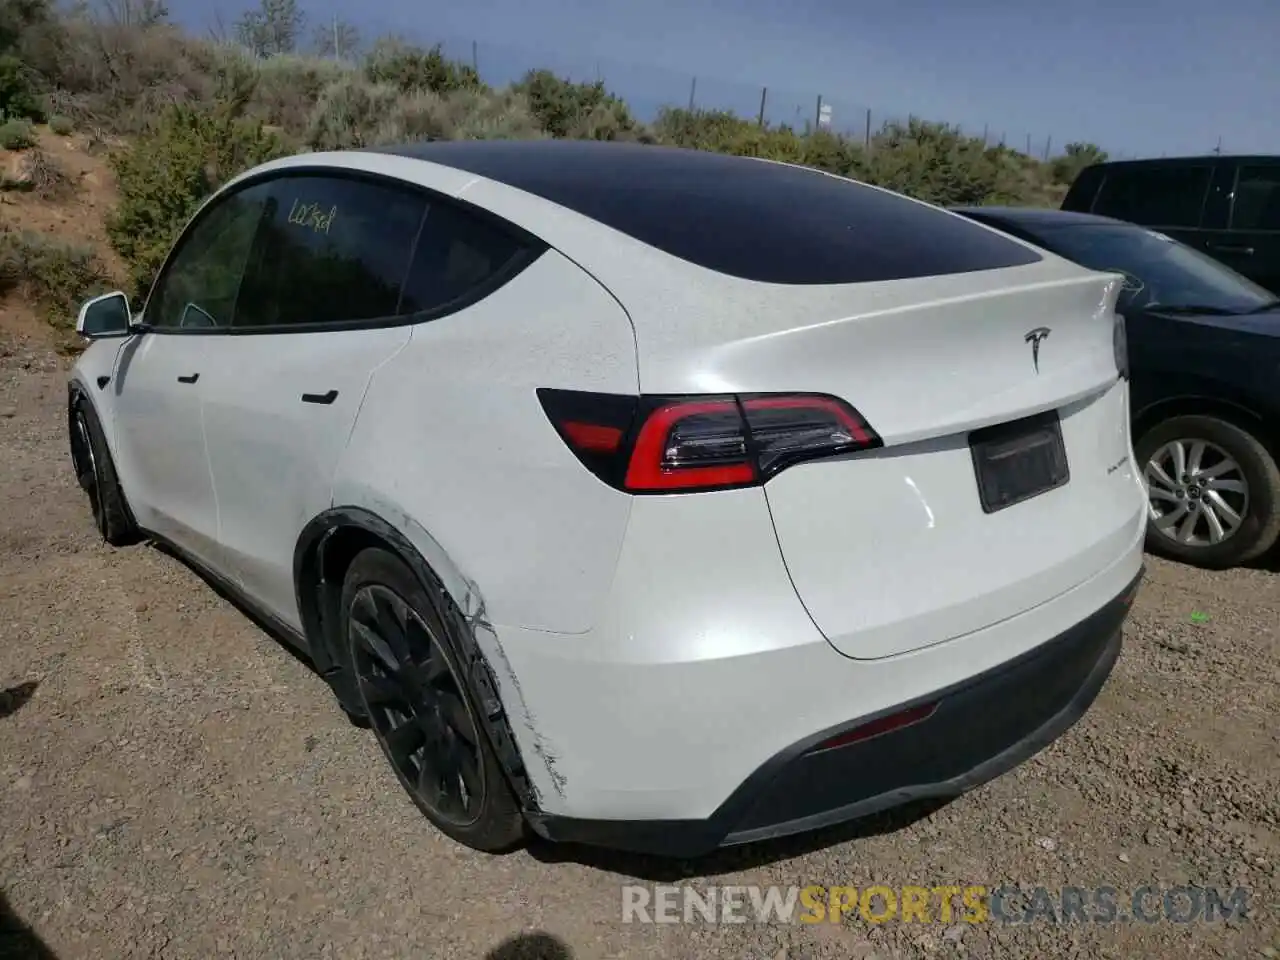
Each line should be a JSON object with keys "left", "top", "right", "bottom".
{"left": 537, "top": 389, "right": 881, "bottom": 494}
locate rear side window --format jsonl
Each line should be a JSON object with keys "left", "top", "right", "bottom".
{"left": 1231, "top": 166, "right": 1280, "bottom": 231}
{"left": 234, "top": 174, "right": 426, "bottom": 329}
{"left": 398, "top": 200, "right": 529, "bottom": 316}
{"left": 1091, "top": 165, "right": 1211, "bottom": 228}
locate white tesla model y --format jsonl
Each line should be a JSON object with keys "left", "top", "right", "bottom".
{"left": 67, "top": 140, "right": 1146, "bottom": 857}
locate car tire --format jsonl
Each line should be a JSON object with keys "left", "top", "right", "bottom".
{"left": 1135, "top": 414, "right": 1280, "bottom": 569}
{"left": 338, "top": 547, "right": 525, "bottom": 853}
{"left": 69, "top": 393, "right": 139, "bottom": 547}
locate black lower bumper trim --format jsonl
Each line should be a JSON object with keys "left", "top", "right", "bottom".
{"left": 527, "top": 568, "right": 1143, "bottom": 859}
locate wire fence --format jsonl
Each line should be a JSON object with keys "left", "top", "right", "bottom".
{"left": 276, "top": 10, "right": 1152, "bottom": 162}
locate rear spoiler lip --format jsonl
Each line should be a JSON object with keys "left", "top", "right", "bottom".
{"left": 723, "top": 270, "right": 1124, "bottom": 352}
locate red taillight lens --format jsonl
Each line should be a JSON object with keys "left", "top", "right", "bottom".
{"left": 740, "top": 394, "right": 876, "bottom": 477}
{"left": 560, "top": 421, "right": 624, "bottom": 453}
{"left": 538, "top": 388, "right": 881, "bottom": 494}
{"left": 625, "top": 400, "right": 755, "bottom": 490}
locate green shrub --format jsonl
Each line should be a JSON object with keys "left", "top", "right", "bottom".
{"left": 364, "top": 38, "right": 484, "bottom": 95}
{"left": 367, "top": 86, "right": 548, "bottom": 145}
{"left": 46, "top": 19, "right": 212, "bottom": 133}
{"left": 0, "top": 53, "right": 44, "bottom": 122}
{"left": 106, "top": 91, "right": 288, "bottom": 297}
{"left": 250, "top": 53, "right": 350, "bottom": 134}
{"left": 371, "top": 88, "right": 450, "bottom": 143}
{"left": 568, "top": 99, "right": 649, "bottom": 142}
{"left": 652, "top": 108, "right": 820, "bottom": 164}
{"left": 852, "top": 119, "right": 1009, "bottom": 206}
{"left": 0, "top": 0, "right": 64, "bottom": 80}
{"left": 305, "top": 75, "right": 401, "bottom": 150}
{"left": 798, "top": 130, "right": 864, "bottom": 177}
{"left": 1051, "top": 142, "right": 1108, "bottom": 186}
{"left": 47, "top": 113, "right": 72, "bottom": 134}
{"left": 439, "top": 88, "right": 546, "bottom": 142}
{"left": 0, "top": 117, "right": 36, "bottom": 148}
{"left": 515, "top": 69, "right": 638, "bottom": 140}
{"left": 0, "top": 227, "right": 111, "bottom": 323}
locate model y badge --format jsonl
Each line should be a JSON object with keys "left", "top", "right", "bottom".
{"left": 1024, "top": 327, "right": 1051, "bottom": 373}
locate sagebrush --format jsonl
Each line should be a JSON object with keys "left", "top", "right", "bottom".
{"left": 0, "top": 227, "right": 112, "bottom": 322}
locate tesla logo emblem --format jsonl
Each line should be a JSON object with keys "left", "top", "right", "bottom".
{"left": 1025, "top": 327, "right": 1051, "bottom": 373}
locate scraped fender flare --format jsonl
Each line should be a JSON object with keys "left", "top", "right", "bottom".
{"left": 291, "top": 505, "right": 541, "bottom": 809}
{"left": 66, "top": 379, "right": 112, "bottom": 478}
{"left": 293, "top": 506, "right": 476, "bottom": 640}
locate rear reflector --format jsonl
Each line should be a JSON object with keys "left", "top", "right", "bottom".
{"left": 809, "top": 701, "right": 939, "bottom": 753}
{"left": 561, "top": 421, "right": 624, "bottom": 453}
{"left": 538, "top": 389, "right": 882, "bottom": 494}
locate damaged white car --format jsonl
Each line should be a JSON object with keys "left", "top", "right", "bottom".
{"left": 67, "top": 140, "right": 1146, "bottom": 857}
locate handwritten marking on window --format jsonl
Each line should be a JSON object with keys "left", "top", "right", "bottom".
{"left": 287, "top": 199, "right": 338, "bottom": 234}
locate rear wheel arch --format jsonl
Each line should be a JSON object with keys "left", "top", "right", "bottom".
{"left": 292, "top": 507, "right": 539, "bottom": 810}
{"left": 1132, "top": 394, "right": 1278, "bottom": 458}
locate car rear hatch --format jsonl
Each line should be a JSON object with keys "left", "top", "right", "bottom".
{"left": 744, "top": 271, "right": 1137, "bottom": 659}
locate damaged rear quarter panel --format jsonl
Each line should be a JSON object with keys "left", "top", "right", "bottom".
{"left": 327, "top": 248, "right": 640, "bottom": 810}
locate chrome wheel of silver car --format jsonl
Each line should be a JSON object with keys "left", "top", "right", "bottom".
{"left": 1145, "top": 439, "right": 1249, "bottom": 547}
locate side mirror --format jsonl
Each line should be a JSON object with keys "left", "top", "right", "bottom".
{"left": 76, "top": 291, "right": 133, "bottom": 339}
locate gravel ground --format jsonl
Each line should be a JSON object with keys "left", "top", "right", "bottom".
{"left": 1, "top": 331, "right": 1277, "bottom": 960}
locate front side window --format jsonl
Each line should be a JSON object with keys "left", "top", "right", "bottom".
{"left": 1092, "top": 166, "right": 1211, "bottom": 229}
{"left": 234, "top": 174, "right": 427, "bottom": 329}
{"left": 147, "top": 182, "right": 272, "bottom": 330}
{"left": 1033, "top": 223, "right": 1274, "bottom": 315}
{"left": 1231, "top": 166, "right": 1280, "bottom": 231}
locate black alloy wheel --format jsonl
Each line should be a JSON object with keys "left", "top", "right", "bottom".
{"left": 71, "top": 407, "right": 104, "bottom": 534}
{"left": 69, "top": 395, "right": 137, "bottom": 546}
{"left": 350, "top": 582, "right": 486, "bottom": 825}
{"left": 340, "top": 547, "right": 524, "bottom": 850}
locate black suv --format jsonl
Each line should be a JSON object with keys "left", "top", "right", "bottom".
{"left": 1062, "top": 156, "right": 1280, "bottom": 294}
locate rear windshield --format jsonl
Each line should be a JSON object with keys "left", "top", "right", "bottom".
{"left": 380, "top": 141, "right": 1043, "bottom": 285}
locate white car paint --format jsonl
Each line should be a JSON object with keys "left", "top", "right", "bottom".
{"left": 68, "top": 142, "right": 1147, "bottom": 846}
{"left": 332, "top": 248, "right": 640, "bottom": 636}
{"left": 110, "top": 332, "right": 223, "bottom": 569}
{"left": 197, "top": 326, "right": 414, "bottom": 630}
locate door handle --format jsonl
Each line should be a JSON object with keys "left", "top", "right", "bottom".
{"left": 1208, "top": 243, "right": 1255, "bottom": 255}
{"left": 301, "top": 389, "right": 339, "bottom": 405}
{"left": 177, "top": 373, "right": 200, "bottom": 384}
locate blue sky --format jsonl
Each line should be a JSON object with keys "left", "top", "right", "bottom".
{"left": 173, "top": 0, "right": 1280, "bottom": 159}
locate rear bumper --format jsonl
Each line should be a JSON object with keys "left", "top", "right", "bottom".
{"left": 527, "top": 568, "right": 1141, "bottom": 858}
